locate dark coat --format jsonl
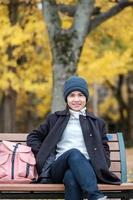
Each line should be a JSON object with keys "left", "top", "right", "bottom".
{"left": 27, "top": 109, "right": 121, "bottom": 184}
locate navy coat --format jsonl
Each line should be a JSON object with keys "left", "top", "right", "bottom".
{"left": 27, "top": 109, "right": 120, "bottom": 184}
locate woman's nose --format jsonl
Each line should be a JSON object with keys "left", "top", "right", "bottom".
{"left": 74, "top": 96, "right": 79, "bottom": 101}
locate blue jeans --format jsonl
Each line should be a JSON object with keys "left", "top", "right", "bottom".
{"left": 50, "top": 149, "right": 105, "bottom": 200}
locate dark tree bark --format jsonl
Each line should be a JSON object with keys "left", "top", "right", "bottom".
{"left": 106, "top": 73, "right": 133, "bottom": 146}
{"left": 127, "top": 72, "right": 133, "bottom": 145}
{"left": 0, "top": 96, "right": 4, "bottom": 132}
{"left": 42, "top": 0, "right": 95, "bottom": 112}
{"left": 3, "top": 89, "right": 17, "bottom": 132}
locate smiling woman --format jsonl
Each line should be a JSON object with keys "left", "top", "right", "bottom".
{"left": 67, "top": 91, "right": 86, "bottom": 111}
{"left": 63, "top": 76, "right": 89, "bottom": 111}
{"left": 27, "top": 76, "right": 121, "bottom": 200}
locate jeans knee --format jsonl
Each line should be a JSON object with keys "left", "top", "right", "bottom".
{"left": 63, "top": 170, "right": 78, "bottom": 188}
{"left": 68, "top": 148, "right": 84, "bottom": 162}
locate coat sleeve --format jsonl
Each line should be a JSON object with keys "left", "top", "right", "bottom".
{"left": 99, "top": 119, "right": 111, "bottom": 167}
{"left": 26, "top": 114, "right": 51, "bottom": 157}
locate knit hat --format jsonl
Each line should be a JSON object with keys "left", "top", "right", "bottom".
{"left": 64, "top": 76, "right": 89, "bottom": 102}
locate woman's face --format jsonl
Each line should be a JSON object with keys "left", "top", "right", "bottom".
{"left": 67, "top": 91, "right": 86, "bottom": 111}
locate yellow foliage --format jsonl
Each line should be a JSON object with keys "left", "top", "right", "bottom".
{"left": 59, "top": 13, "right": 73, "bottom": 29}
{"left": 78, "top": 7, "right": 133, "bottom": 85}
{"left": 10, "top": 25, "right": 31, "bottom": 46}
{"left": 0, "top": 1, "right": 132, "bottom": 125}
{"left": 78, "top": 5, "right": 132, "bottom": 121}
{"left": 99, "top": 96, "right": 120, "bottom": 122}
{"left": 57, "top": 0, "right": 76, "bottom": 5}
{"left": 0, "top": 4, "right": 52, "bottom": 119}
{"left": 96, "top": 0, "right": 113, "bottom": 12}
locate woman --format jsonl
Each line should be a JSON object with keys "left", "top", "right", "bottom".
{"left": 27, "top": 76, "right": 120, "bottom": 200}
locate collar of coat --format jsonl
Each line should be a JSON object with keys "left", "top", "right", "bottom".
{"left": 55, "top": 108, "right": 97, "bottom": 120}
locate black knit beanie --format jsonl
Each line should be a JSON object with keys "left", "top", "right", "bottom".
{"left": 64, "top": 76, "right": 89, "bottom": 102}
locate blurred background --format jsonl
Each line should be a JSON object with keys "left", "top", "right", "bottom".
{"left": 0, "top": 0, "right": 132, "bottom": 182}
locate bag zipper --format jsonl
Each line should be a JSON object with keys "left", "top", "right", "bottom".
{"left": 11, "top": 143, "right": 19, "bottom": 179}
{"left": 25, "top": 163, "right": 30, "bottom": 178}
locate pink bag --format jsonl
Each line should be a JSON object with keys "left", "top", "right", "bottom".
{"left": 0, "top": 140, "right": 38, "bottom": 183}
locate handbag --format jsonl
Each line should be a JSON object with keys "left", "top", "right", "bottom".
{"left": 0, "top": 140, "right": 38, "bottom": 183}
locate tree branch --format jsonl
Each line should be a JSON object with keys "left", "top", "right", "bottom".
{"left": 106, "top": 76, "right": 128, "bottom": 110}
{"left": 89, "top": 1, "right": 133, "bottom": 32}
{"left": 70, "top": 0, "right": 95, "bottom": 64}
{"left": 106, "top": 80, "right": 116, "bottom": 91}
{"left": 41, "top": 0, "right": 61, "bottom": 41}
{"left": 57, "top": 4, "right": 101, "bottom": 17}
{"left": 8, "top": 0, "right": 19, "bottom": 25}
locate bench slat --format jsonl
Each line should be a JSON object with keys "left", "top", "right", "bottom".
{"left": 107, "top": 134, "right": 118, "bottom": 141}
{"left": 0, "top": 133, "right": 28, "bottom": 141}
{"left": 108, "top": 142, "right": 119, "bottom": 150}
{"left": 110, "top": 152, "right": 120, "bottom": 161}
{"left": 0, "top": 183, "right": 133, "bottom": 192}
{"left": 0, "top": 133, "right": 118, "bottom": 141}
{"left": 109, "top": 162, "right": 121, "bottom": 172}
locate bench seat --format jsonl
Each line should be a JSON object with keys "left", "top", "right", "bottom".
{"left": 0, "top": 183, "right": 133, "bottom": 199}
{"left": 0, "top": 183, "right": 133, "bottom": 191}
{"left": 0, "top": 132, "right": 133, "bottom": 200}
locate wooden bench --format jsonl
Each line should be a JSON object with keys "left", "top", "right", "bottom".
{"left": 0, "top": 132, "right": 133, "bottom": 200}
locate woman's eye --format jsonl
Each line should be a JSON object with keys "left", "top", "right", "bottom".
{"left": 70, "top": 94, "right": 74, "bottom": 97}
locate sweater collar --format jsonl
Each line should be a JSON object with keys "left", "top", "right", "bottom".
{"left": 69, "top": 108, "right": 86, "bottom": 119}
{"left": 55, "top": 108, "right": 97, "bottom": 120}
{"left": 69, "top": 107, "right": 86, "bottom": 117}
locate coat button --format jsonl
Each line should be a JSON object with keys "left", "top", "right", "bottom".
{"left": 94, "top": 148, "right": 97, "bottom": 151}
{"left": 90, "top": 134, "right": 92, "bottom": 137}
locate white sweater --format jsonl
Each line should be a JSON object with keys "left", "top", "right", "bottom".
{"left": 56, "top": 108, "right": 89, "bottom": 160}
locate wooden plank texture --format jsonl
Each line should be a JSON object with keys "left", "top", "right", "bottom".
{"left": 108, "top": 142, "right": 119, "bottom": 150}
{"left": 0, "top": 183, "right": 133, "bottom": 192}
{"left": 0, "top": 133, "right": 28, "bottom": 141}
{"left": 110, "top": 152, "right": 120, "bottom": 161}
{"left": 109, "top": 162, "right": 121, "bottom": 172}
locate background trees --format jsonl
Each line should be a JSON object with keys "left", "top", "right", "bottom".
{"left": 42, "top": 0, "right": 133, "bottom": 144}
{"left": 78, "top": 7, "right": 133, "bottom": 144}
{"left": 0, "top": 0, "right": 132, "bottom": 145}
{"left": 41, "top": 0, "right": 133, "bottom": 112}
{"left": 0, "top": 2, "right": 52, "bottom": 132}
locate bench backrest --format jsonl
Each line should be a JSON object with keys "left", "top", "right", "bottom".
{"left": 0, "top": 132, "right": 127, "bottom": 183}
{"left": 107, "top": 132, "right": 127, "bottom": 183}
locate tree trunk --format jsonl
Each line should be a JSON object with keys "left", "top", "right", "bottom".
{"left": 3, "top": 90, "right": 17, "bottom": 132}
{"left": 51, "top": 31, "right": 79, "bottom": 112}
{"left": 106, "top": 76, "right": 128, "bottom": 142}
{"left": 116, "top": 76, "right": 128, "bottom": 138}
{"left": 0, "top": 96, "right": 4, "bottom": 132}
{"left": 8, "top": 0, "right": 18, "bottom": 25}
{"left": 52, "top": 62, "right": 77, "bottom": 112}
{"left": 42, "top": 0, "right": 94, "bottom": 112}
{"left": 127, "top": 72, "right": 133, "bottom": 145}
